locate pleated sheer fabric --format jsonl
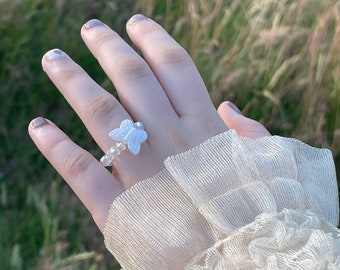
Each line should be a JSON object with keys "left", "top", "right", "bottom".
{"left": 104, "top": 130, "right": 339, "bottom": 269}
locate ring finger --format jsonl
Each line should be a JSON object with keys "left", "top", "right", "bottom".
{"left": 41, "top": 50, "right": 164, "bottom": 185}
{"left": 80, "top": 19, "right": 178, "bottom": 131}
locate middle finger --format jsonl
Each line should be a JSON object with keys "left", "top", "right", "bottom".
{"left": 80, "top": 19, "right": 178, "bottom": 128}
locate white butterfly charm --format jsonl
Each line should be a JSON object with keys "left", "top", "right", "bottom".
{"left": 108, "top": 119, "right": 147, "bottom": 155}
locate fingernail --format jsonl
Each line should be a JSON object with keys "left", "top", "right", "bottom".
{"left": 84, "top": 19, "right": 104, "bottom": 30}
{"left": 227, "top": 102, "right": 242, "bottom": 115}
{"left": 128, "top": 14, "right": 148, "bottom": 25}
{"left": 45, "top": 49, "right": 67, "bottom": 61}
{"left": 30, "top": 117, "right": 48, "bottom": 128}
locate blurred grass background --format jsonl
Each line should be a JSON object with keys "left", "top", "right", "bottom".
{"left": 0, "top": 0, "right": 339, "bottom": 269}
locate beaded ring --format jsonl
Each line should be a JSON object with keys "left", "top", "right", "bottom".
{"left": 100, "top": 119, "right": 148, "bottom": 167}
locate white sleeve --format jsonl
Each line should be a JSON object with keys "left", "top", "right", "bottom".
{"left": 103, "top": 130, "right": 340, "bottom": 269}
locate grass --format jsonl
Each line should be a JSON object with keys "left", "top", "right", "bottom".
{"left": 0, "top": 0, "right": 339, "bottom": 268}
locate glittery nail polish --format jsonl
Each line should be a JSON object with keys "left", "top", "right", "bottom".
{"left": 128, "top": 14, "right": 148, "bottom": 25}
{"left": 84, "top": 19, "right": 104, "bottom": 30}
{"left": 46, "top": 49, "right": 67, "bottom": 61}
{"left": 227, "top": 102, "right": 242, "bottom": 115}
{"left": 30, "top": 117, "right": 48, "bottom": 128}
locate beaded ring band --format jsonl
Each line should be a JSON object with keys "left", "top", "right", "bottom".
{"left": 100, "top": 119, "right": 148, "bottom": 167}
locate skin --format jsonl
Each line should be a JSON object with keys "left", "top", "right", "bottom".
{"left": 28, "top": 15, "right": 270, "bottom": 233}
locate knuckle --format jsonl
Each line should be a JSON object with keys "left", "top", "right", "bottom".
{"left": 155, "top": 46, "right": 191, "bottom": 66}
{"left": 239, "top": 118, "right": 264, "bottom": 134}
{"left": 94, "top": 31, "right": 119, "bottom": 49}
{"left": 165, "top": 126, "right": 190, "bottom": 153}
{"left": 64, "top": 149, "right": 91, "bottom": 177}
{"left": 88, "top": 93, "right": 117, "bottom": 120}
{"left": 59, "top": 65, "right": 85, "bottom": 84}
{"left": 114, "top": 56, "right": 151, "bottom": 78}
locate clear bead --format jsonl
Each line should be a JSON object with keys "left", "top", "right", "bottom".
{"left": 134, "top": 122, "right": 144, "bottom": 130}
{"left": 100, "top": 141, "right": 130, "bottom": 167}
{"left": 116, "top": 142, "right": 126, "bottom": 151}
{"left": 109, "top": 147, "right": 120, "bottom": 156}
{"left": 100, "top": 156, "right": 112, "bottom": 167}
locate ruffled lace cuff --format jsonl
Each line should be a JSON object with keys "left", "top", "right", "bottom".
{"left": 104, "top": 130, "right": 339, "bottom": 269}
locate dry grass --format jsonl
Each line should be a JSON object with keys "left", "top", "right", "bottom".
{"left": 0, "top": 0, "right": 339, "bottom": 268}
{"left": 136, "top": 0, "right": 340, "bottom": 175}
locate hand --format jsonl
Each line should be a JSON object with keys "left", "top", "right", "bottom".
{"left": 28, "top": 15, "right": 270, "bottom": 232}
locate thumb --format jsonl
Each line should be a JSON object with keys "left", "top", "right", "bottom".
{"left": 217, "top": 101, "right": 271, "bottom": 139}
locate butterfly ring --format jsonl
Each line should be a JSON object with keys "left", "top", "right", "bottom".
{"left": 100, "top": 119, "right": 148, "bottom": 167}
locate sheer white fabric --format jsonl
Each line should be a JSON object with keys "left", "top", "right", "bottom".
{"left": 104, "top": 130, "right": 339, "bottom": 269}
